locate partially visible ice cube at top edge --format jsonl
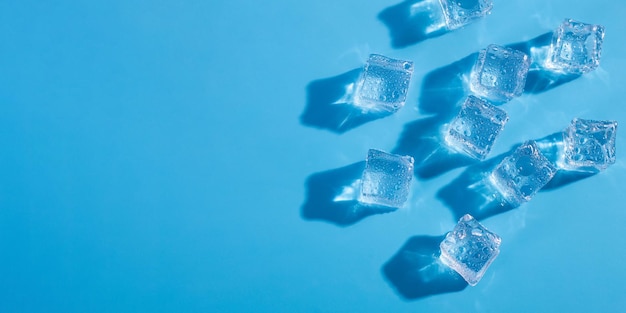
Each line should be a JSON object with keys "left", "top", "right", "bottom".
{"left": 439, "top": 214, "right": 501, "bottom": 286}
{"left": 546, "top": 19, "right": 605, "bottom": 74}
{"left": 470, "top": 44, "right": 531, "bottom": 103}
{"left": 438, "top": 0, "right": 493, "bottom": 30}
{"left": 489, "top": 141, "right": 557, "bottom": 206}
{"left": 560, "top": 118, "right": 617, "bottom": 172}
{"left": 357, "top": 149, "right": 415, "bottom": 209}
{"left": 353, "top": 54, "right": 414, "bottom": 113}
{"left": 444, "top": 95, "right": 509, "bottom": 160}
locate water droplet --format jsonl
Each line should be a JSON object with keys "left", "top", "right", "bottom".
{"left": 472, "top": 229, "right": 483, "bottom": 236}
{"left": 458, "top": 230, "right": 467, "bottom": 239}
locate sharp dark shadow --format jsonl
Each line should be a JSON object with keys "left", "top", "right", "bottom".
{"left": 382, "top": 235, "right": 468, "bottom": 300}
{"left": 301, "top": 69, "right": 392, "bottom": 134}
{"left": 392, "top": 52, "right": 478, "bottom": 180}
{"left": 301, "top": 162, "right": 395, "bottom": 227}
{"left": 418, "top": 53, "right": 476, "bottom": 116}
{"left": 507, "top": 32, "right": 581, "bottom": 94}
{"left": 378, "top": 0, "right": 448, "bottom": 48}
{"left": 393, "top": 116, "right": 475, "bottom": 180}
{"left": 436, "top": 151, "right": 515, "bottom": 221}
{"left": 543, "top": 170, "right": 596, "bottom": 190}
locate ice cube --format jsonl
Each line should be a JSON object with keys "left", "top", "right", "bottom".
{"left": 439, "top": 214, "right": 501, "bottom": 286}
{"left": 470, "top": 44, "right": 531, "bottom": 102}
{"left": 444, "top": 95, "right": 509, "bottom": 160}
{"left": 560, "top": 118, "right": 617, "bottom": 172}
{"left": 545, "top": 19, "right": 605, "bottom": 74}
{"left": 358, "top": 149, "right": 414, "bottom": 209}
{"left": 353, "top": 54, "right": 414, "bottom": 113}
{"left": 489, "top": 141, "right": 557, "bottom": 206}
{"left": 438, "top": 0, "right": 493, "bottom": 30}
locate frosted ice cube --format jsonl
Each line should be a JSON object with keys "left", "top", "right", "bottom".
{"left": 438, "top": 0, "right": 493, "bottom": 30}
{"left": 439, "top": 214, "right": 501, "bottom": 286}
{"left": 489, "top": 141, "right": 557, "bottom": 206}
{"left": 546, "top": 19, "right": 605, "bottom": 74}
{"left": 358, "top": 149, "right": 414, "bottom": 209}
{"left": 470, "top": 44, "right": 530, "bottom": 102}
{"left": 444, "top": 96, "right": 509, "bottom": 160}
{"left": 560, "top": 118, "right": 617, "bottom": 172}
{"left": 353, "top": 54, "right": 414, "bottom": 113}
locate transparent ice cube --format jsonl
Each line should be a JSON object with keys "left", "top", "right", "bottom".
{"left": 489, "top": 141, "right": 557, "bottom": 206}
{"left": 357, "top": 149, "right": 414, "bottom": 209}
{"left": 439, "top": 214, "right": 501, "bottom": 286}
{"left": 444, "top": 95, "right": 509, "bottom": 160}
{"left": 470, "top": 44, "right": 531, "bottom": 102}
{"left": 560, "top": 118, "right": 617, "bottom": 172}
{"left": 545, "top": 19, "right": 605, "bottom": 74}
{"left": 353, "top": 54, "right": 414, "bottom": 113}
{"left": 438, "top": 0, "right": 493, "bottom": 30}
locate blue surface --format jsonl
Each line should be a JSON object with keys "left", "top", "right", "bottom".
{"left": 1, "top": 1, "right": 625, "bottom": 312}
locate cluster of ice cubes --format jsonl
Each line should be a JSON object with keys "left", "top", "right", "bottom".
{"left": 314, "top": 11, "right": 614, "bottom": 288}
{"left": 352, "top": 19, "right": 606, "bottom": 116}
{"left": 468, "top": 19, "right": 605, "bottom": 103}
{"left": 438, "top": 117, "right": 617, "bottom": 285}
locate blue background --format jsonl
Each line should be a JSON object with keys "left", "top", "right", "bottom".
{"left": 1, "top": 0, "right": 625, "bottom": 312}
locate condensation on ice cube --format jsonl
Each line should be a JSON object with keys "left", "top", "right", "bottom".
{"left": 357, "top": 149, "right": 414, "bottom": 209}
{"left": 444, "top": 95, "right": 509, "bottom": 160}
{"left": 559, "top": 118, "right": 617, "bottom": 172}
{"left": 470, "top": 44, "right": 530, "bottom": 102}
{"left": 439, "top": 214, "right": 501, "bottom": 286}
{"left": 489, "top": 141, "right": 557, "bottom": 206}
{"left": 438, "top": 0, "right": 493, "bottom": 30}
{"left": 545, "top": 19, "right": 605, "bottom": 74}
{"left": 353, "top": 54, "right": 414, "bottom": 113}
